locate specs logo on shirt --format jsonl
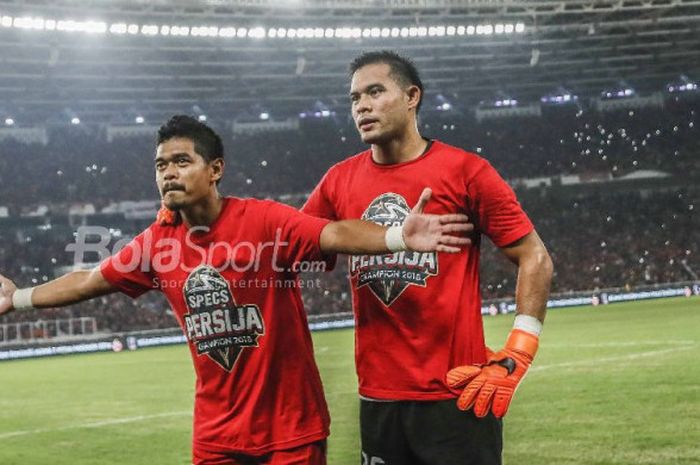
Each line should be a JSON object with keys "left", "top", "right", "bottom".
{"left": 352, "top": 192, "right": 438, "bottom": 306}
{"left": 183, "top": 265, "right": 265, "bottom": 371}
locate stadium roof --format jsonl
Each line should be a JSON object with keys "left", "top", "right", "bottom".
{"left": 1, "top": 0, "right": 699, "bottom": 124}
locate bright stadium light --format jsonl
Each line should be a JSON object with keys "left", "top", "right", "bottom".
{"left": 71, "top": 117, "right": 80, "bottom": 125}
{"left": 219, "top": 27, "right": 235, "bottom": 37}
{"left": 135, "top": 116, "right": 145, "bottom": 124}
{"left": 5, "top": 117, "right": 14, "bottom": 126}
{"left": 0, "top": 14, "right": 527, "bottom": 41}
{"left": 248, "top": 27, "right": 265, "bottom": 38}
{"left": 110, "top": 23, "right": 127, "bottom": 34}
{"left": 141, "top": 25, "right": 158, "bottom": 35}
{"left": 259, "top": 112, "right": 270, "bottom": 120}
{"left": 198, "top": 114, "right": 207, "bottom": 122}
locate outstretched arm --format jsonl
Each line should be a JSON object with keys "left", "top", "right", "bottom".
{"left": 319, "top": 188, "right": 473, "bottom": 255}
{"left": 0, "top": 267, "right": 116, "bottom": 315}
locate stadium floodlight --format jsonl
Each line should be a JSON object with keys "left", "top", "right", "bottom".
{"left": 5, "top": 118, "right": 14, "bottom": 126}
{"left": 197, "top": 114, "right": 207, "bottom": 122}
{"left": 141, "top": 25, "right": 158, "bottom": 36}
{"left": 135, "top": 116, "right": 145, "bottom": 124}
{"left": 601, "top": 81, "right": 636, "bottom": 100}
{"left": 110, "top": 23, "right": 127, "bottom": 34}
{"left": 14, "top": 17, "right": 46, "bottom": 30}
{"left": 1, "top": 14, "right": 527, "bottom": 41}
{"left": 541, "top": 87, "right": 578, "bottom": 105}
{"left": 218, "top": 27, "right": 235, "bottom": 37}
{"left": 666, "top": 75, "right": 698, "bottom": 93}
{"left": 248, "top": 27, "right": 266, "bottom": 38}
{"left": 71, "top": 117, "right": 80, "bottom": 125}
{"left": 259, "top": 112, "right": 270, "bottom": 120}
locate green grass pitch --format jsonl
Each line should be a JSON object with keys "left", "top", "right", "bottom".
{"left": 0, "top": 297, "right": 698, "bottom": 464}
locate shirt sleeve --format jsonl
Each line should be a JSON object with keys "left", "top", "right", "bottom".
{"left": 262, "top": 200, "right": 332, "bottom": 269}
{"left": 467, "top": 160, "right": 534, "bottom": 248}
{"left": 302, "top": 170, "right": 339, "bottom": 221}
{"left": 301, "top": 171, "right": 339, "bottom": 270}
{"left": 100, "top": 230, "right": 157, "bottom": 298}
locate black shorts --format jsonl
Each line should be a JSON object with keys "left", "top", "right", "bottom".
{"left": 360, "top": 398, "right": 502, "bottom": 465}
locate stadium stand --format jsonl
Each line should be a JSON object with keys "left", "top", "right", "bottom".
{"left": 1, "top": 103, "right": 698, "bottom": 336}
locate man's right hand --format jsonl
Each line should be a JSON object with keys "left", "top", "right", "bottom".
{"left": 0, "top": 273, "right": 17, "bottom": 315}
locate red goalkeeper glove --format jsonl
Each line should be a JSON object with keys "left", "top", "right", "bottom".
{"left": 446, "top": 329, "right": 539, "bottom": 418}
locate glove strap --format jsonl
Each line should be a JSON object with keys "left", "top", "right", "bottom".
{"left": 505, "top": 328, "right": 539, "bottom": 359}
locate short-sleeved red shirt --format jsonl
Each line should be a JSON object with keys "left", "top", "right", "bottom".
{"left": 303, "top": 141, "right": 533, "bottom": 400}
{"left": 101, "top": 197, "right": 331, "bottom": 455}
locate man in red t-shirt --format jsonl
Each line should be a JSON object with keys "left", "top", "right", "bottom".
{"left": 303, "top": 51, "right": 554, "bottom": 464}
{"left": 0, "top": 115, "right": 472, "bottom": 465}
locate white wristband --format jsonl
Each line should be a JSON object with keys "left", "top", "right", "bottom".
{"left": 513, "top": 314, "right": 543, "bottom": 337}
{"left": 385, "top": 225, "right": 408, "bottom": 252}
{"left": 12, "top": 287, "right": 35, "bottom": 311}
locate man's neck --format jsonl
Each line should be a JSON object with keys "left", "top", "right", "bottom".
{"left": 181, "top": 192, "right": 224, "bottom": 229}
{"left": 371, "top": 129, "right": 428, "bottom": 165}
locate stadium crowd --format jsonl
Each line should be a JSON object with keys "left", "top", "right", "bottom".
{"left": 0, "top": 99, "right": 698, "bottom": 335}
{"left": 0, "top": 99, "right": 697, "bottom": 210}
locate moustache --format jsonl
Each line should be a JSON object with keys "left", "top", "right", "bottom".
{"left": 162, "top": 184, "right": 185, "bottom": 194}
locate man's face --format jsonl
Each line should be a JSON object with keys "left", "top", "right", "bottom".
{"left": 350, "top": 63, "right": 416, "bottom": 145}
{"left": 155, "top": 137, "right": 220, "bottom": 210}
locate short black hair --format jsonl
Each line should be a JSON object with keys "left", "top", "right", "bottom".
{"left": 349, "top": 50, "right": 424, "bottom": 113}
{"left": 157, "top": 115, "right": 224, "bottom": 163}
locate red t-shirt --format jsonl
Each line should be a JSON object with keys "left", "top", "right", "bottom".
{"left": 100, "top": 197, "right": 331, "bottom": 455}
{"left": 303, "top": 140, "right": 534, "bottom": 401}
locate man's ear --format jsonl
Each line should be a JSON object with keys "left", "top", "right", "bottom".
{"left": 211, "top": 158, "right": 225, "bottom": 183}
{"left": 406, "top": 85, "right": 422, "bottom": 111}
